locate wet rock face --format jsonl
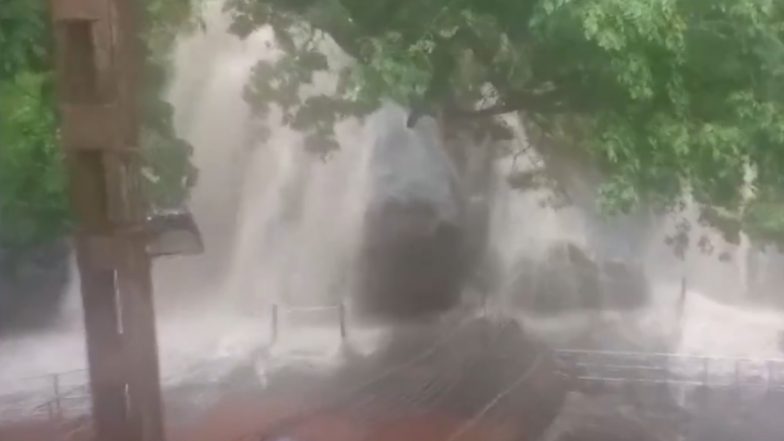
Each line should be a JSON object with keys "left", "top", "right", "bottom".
{"left": 355, "top": 113, "right": 467, "bottom": 320}
{"left": 358, "top": 202, "right": 464, "bottom": 319}
{"left": 509, "top": 241, "right": 649, "bottom": 314}
{"left": 600, "top": 259, "right": 649, "bottom": 309}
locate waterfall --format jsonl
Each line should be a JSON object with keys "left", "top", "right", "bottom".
{"left": 5, "top": 0, "right": 784, "bottom": 389}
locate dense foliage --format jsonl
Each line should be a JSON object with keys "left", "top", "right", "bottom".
{"left": 225, "top": 0, "right": 784, "bottom": 248}
{"left": 0, "top": 0, "right": 198, "bottom": 256}
{"left": 0, "top": 1, "right": 66, "bottom": 253}
{"left": 139, "top": 0, "right": 202, "bottom": 210}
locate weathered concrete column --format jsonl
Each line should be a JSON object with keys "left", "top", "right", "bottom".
{"left": 50, "top": 1, "right": 164, "bottom": 440}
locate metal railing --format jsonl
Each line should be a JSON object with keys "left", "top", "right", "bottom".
{"left": 0, "top": 369, "right": 92, "bottom": 440}
{"left": 6, "top": 313, "right": 784, "bottom": 432}
{"left": 267, "top": 302, "right": 348, "bottom": 345}
{"left": 555, "top": 349, "right": 784, "bottom": 390}
{"left": 0, "top": 302, "right": 349, "bottom": 428}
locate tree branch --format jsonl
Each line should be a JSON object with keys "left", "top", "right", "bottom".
{"left": 444, "top": 90, "right": 567, "bottom": 119}
{"left": 445, "top": 101, "right": 526, "bottom": 118}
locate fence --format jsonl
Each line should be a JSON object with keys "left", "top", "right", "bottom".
{"left": 0, "top": 369, "right": 92, "bottom": 441}
{"left": 0, "top": 369, "right": 89, "bottom": 421}
{"left": 555, "top": 349, "right": 784, "bottom": 390}
{"left": 267, "top": 302, "right": 348, "bottom": 346}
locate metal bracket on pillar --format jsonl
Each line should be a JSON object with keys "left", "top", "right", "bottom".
{"left": 145, "top": 211, "right": 204, "bottom": 257}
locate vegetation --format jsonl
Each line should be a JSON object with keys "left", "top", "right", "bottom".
{"left": 224, "top": 0, "right": 784, "bottom": 249}
{"left": 4, "top": 0, "right": 784, "bottom": 260}
{"left": 0, "top": 0, "right": 198, "bottom": 258}
{"left": 0, "top": 1, "right": 66, "bottom": 254}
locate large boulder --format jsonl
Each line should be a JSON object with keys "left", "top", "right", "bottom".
{"left": 508, "top": 241, "right": 649, "bottom": 314}
{"left": 355, "top": 112, "right": 467, "bottom": 320}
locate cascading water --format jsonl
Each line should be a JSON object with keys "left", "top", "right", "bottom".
{"left": 154, "top": 6, "right": 272, "bottom": 307}
{"left": 4, "top": 0, "right": 784, "bottom": 399}
{"left": 221, "top": 113, "right": 371, "bottom": 311}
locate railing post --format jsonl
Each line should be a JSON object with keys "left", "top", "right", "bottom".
{"left": 680, "top": 277, "right": 687, "bottom": 298}
{"left": 338, "top": 301, "right": 347, "bottom": 342}
{"left": 702, "top": 357, "right": 709, "bottom": 386}
{"left": 52, "top": 374, "right": 63, "bottom": 422}
{"left": 767, "top": 360, "right": 773, "bottom": 393}
{"left": 270, "top": 304, "right": 279, "bottom": 345}
{"left": 662, "top": 354, "right": 670, "bottom": 384}
{"left": 733, "top": 360, "right": 742, "bottom": 407}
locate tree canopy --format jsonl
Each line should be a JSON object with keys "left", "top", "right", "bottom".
{"left": 0, "top": 0, "right": 198, "bottom": 256}
{"left": 224, "top": 0, "right": 784, "bottom": 249}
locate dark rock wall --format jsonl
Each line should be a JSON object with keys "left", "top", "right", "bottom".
{"left": 508, "top": 241, "right": 650, "bottom": 314}
{"left": 355, "top": 113, "right": 468, "bottom": 320}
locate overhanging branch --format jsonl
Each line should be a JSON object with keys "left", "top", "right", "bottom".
{"left": 444, "top": 91, "right": 566, "bottom": 119}
{"left": 445, "top": 101, "right": 527, "bottom": 118}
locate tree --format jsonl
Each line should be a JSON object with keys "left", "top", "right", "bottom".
{"left": 0, "top": 1, "right": 68, "bottom": 255}
{"left": 140, "top": 0, "right": 203, "bottom": 210}
{"left": 224, "top": 0, "right": 784, "bottom": 249}
{"left": 0, "top": 0, "right": 199, "bottom": 258}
